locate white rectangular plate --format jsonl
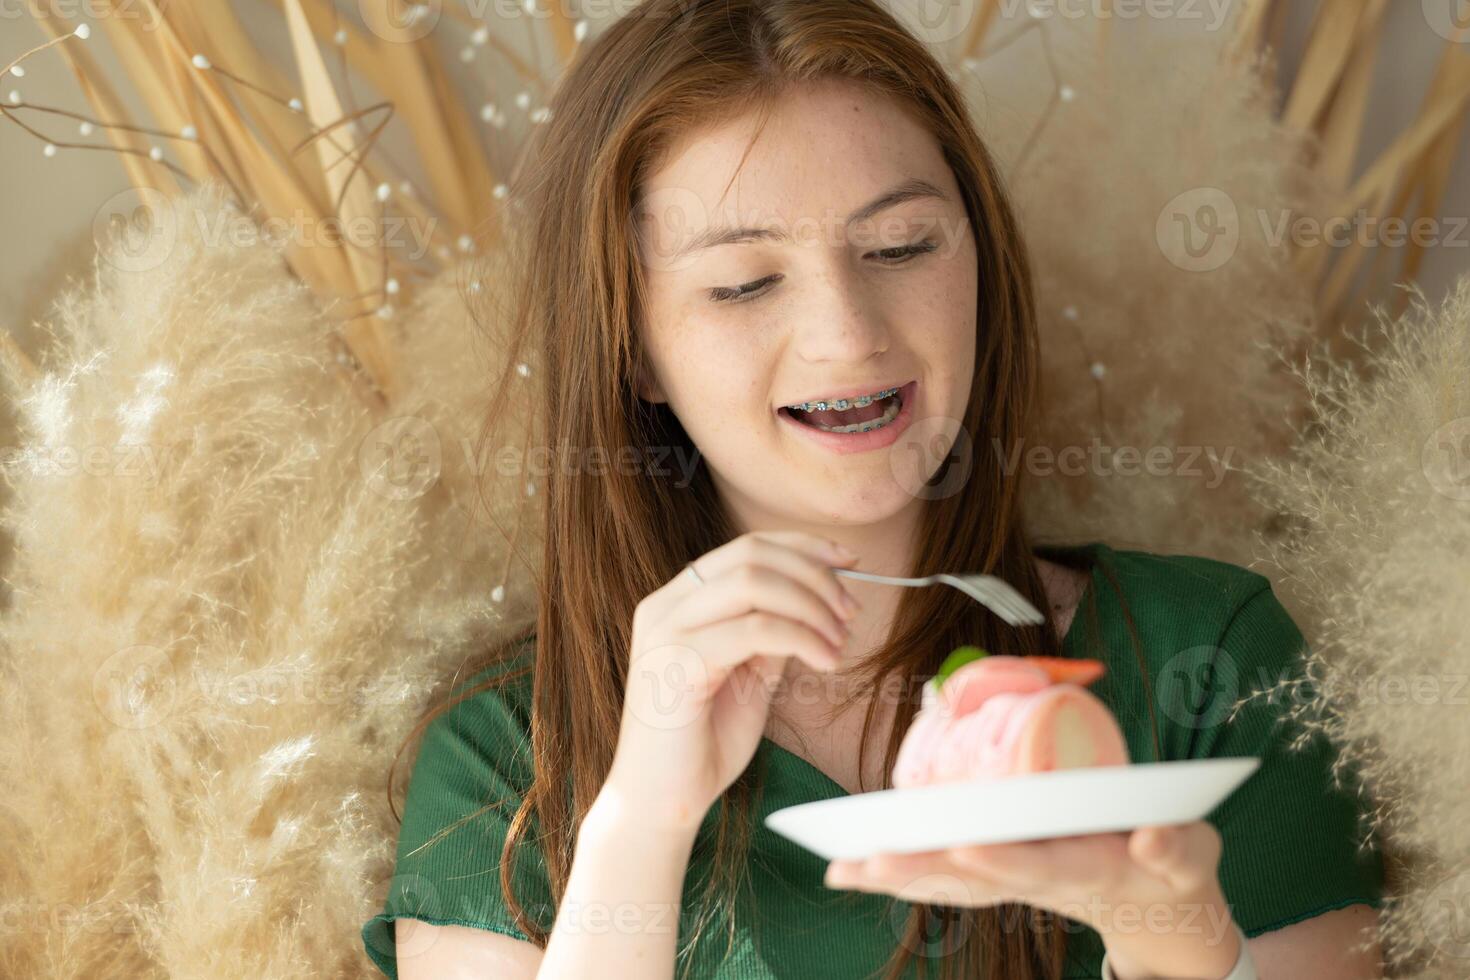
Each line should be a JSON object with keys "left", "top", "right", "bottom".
{"left": 764, "top": 758, "right": 1260, "bottom": 861}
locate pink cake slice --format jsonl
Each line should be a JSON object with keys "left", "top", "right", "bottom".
{"left": 893, "top": 653, "right": 1128, "bottom": 789}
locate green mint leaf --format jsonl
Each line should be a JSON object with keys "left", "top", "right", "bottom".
{"left": 934, "top": 644, "right": 989, "bottom": 690}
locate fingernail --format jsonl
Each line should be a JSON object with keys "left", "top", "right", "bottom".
{"left": 828, "top": 541, "right": 857, "bottom": 560}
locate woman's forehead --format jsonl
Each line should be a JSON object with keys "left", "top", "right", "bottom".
{"left": 635, "top": 89, "right": 955, "bottom": 263}
{"left": 645, "top": 83, "right": 938, "bottom": 197}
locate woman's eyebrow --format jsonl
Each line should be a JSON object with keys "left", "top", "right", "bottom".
{"left": 669, "top": 176, "right": 950, "bottom": 260}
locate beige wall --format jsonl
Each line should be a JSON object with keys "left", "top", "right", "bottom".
{"left": 3, "top": 2, "right": 1467, "bottom": 341}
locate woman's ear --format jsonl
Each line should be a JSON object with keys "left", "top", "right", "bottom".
{"left": 634, "top": 356, "right": 667, "bottom": 404}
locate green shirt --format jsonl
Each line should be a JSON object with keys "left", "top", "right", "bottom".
{"left": 361, "top": 541, "right": 1385, "bottom": 978}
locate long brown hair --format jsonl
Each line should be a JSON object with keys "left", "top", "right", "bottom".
{"left": 386, "top": 2, "right": 1159, "bottom": 978}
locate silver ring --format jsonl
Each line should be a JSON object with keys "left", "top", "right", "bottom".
{"left": 683, "top": 561, "right": 704, "bottom": 586}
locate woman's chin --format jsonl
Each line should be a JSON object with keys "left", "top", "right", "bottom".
{"left": 798, "top": 484, "right": 921, "bottom": 525}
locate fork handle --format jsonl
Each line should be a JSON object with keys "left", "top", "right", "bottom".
{"left": 832, "top": 568, "right": 928, "bottom": 586}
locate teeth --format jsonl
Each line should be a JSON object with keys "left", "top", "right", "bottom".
{"left": 787, "top": 384, "right": 901, "bottom": 414}
{"left": 803, "top": 392, "right": 903, "bottom": 434}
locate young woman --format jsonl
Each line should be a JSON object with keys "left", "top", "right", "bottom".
{"left": 361, "top": 2, "right": 1385, "bottom": 978}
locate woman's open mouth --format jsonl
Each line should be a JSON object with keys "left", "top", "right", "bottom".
{"left": 776, "top": 380, "right": 918, "bottom": 454}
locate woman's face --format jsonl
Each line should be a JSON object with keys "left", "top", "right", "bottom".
{"left": 633, "top": 77, "right": 978, "bottom": 533}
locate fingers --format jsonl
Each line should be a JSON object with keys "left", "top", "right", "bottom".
{"left": 634, "top": 530, "right": 864, "bottom": 692}
{"left": 826, "top": 851, "right": 1016, "bottom": 907}
{"left": 690, "top": 532, "right": 862, "bottom": 624}
{"left": 683, "top": 608, "right": 843, "bottom": 674}
{"left": 950, "top": 832, "right": 1130, "bottom": 894}
{"left": 678, "top": 562, "right": 853, "bottom": 651}
{"left": 826, "top": 824, "right": 1226, "bottom": 917}
{"left": 1129, "top": 821, "right": 1221, "bottom": 893}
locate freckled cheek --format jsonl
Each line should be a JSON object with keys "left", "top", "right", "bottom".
{"left": 662, "top": 325, "right": 776, "bottom": 428}
{"left": 897, "top": 259, "right": 977, "bottom": 417}
{"left": 899, "top": 261, "right": 975, "bottom": 340}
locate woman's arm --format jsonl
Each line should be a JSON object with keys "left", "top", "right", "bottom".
{"left": 397, "top": 782, "right": 697, "bottom": 980}
{"left": 1101, "top": 892, "right": 1383, "bottom": 980}
{"left": 397, "top": 920, "right": 545, "bottom": 980}
{"left": 534, "top": 783, "right": 699, "bottom": 979}
{"left": 1248, "top": 903, "right": 1382, "bottom": 980}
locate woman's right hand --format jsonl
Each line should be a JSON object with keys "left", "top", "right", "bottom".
{"left": 602, "top": 531, "right": 863, "bottom": 834}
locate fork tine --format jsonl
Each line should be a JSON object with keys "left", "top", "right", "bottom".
{"left": 997, "top": 581, "right": 1046, "bottom": 624}
{"left": 978, "top": 581, "right": 1033, "bottom": 625}
{"left": 965, "top": 575, "right": 1044, "bottom": 625}
{"left": 947, "top": 575, "right": 1026, "bottom": 625}
{"left": 985, "top": 576, "right": 1044, "bottom": 623}
{"left": 946, "top": 578, "right": 1017, "bottom": 617}
{"left": 951, "top": 577, "right": 1006, "bottom": 620}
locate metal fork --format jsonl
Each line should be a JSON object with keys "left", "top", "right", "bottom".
{"left": 832, "top": 568, "right": 1046, "bottom": 626}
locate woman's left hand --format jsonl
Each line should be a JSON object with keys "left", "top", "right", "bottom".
{"left": 823, "top": 820, "right": 1244, "bottom": 980}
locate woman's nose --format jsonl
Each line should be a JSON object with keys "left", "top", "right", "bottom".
{"left": 789, "top": 269, "right": 892, "bottom": 362}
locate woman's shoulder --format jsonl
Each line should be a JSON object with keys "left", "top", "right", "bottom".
{"left": 1085, "top": 543, "right": 1317, "bottom": 759}
{"left": 1096, "top": 542, "right": 1277, "bottom": 614}
{"left": 423, "top": 633, "right": 538, "bottom": 756}
{"left": 1090, "top": 542, "right": 1299, "bottom": 659}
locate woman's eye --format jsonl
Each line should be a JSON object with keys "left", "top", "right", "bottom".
{"left": 708, "top": 275, "right": 780, "bottom": 305}
{"left": 872, "top": 239, "right": 939, "bottom": 263}
{"left": 706, "top": 239, "right": 940, "bottom": 305}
